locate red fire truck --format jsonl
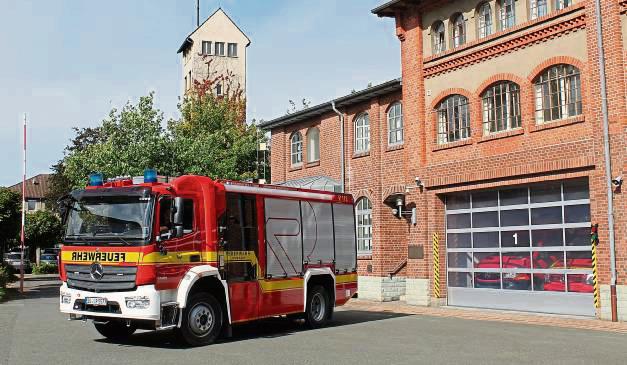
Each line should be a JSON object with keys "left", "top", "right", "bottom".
{"left": 58, "top": 171, "right": 358, "bottom": 346}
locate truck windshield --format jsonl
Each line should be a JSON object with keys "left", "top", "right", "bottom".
{"left": 64, "top": 195, "right": 153, "bottom": 244}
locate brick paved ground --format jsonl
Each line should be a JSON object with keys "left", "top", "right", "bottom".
{"left": 341, "top": 299, "right": 627, "bottom": 334}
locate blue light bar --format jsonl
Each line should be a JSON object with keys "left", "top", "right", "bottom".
{"left": 144, "top": 169, "right": 158, "bottom": 183}
{"left": 88, "top": 173, "right": 104, "bottom": 186}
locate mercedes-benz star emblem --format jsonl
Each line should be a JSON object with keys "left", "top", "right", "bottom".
{"left": 90, "top": 262, "right": 104, "bottom": 281}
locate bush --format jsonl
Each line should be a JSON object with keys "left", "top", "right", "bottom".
{"left": 32, "top": 263, "right": 58, "bottom": 275}
{"left": 0, "top": 263, "right": 17, "bottom": 288}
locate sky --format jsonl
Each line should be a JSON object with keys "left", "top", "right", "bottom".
{"left": 0, "top": 0, "right": 400, "bottom": 187}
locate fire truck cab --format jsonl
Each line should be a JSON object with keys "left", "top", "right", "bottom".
{"left": 58, "top": 172, "right": 358, "bottom": 346}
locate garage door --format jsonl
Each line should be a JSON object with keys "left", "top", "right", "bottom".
{"left": 445, "top": 179, "right": 595, "bottom": 316}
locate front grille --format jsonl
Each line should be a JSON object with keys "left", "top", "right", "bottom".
{"left": 73, "top": 299, "right": 122, "bottom": 314}
{"left": 65, "top": 264, "right": 137, "bottom": 292}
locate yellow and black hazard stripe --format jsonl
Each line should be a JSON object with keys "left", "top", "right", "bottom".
{"left": 591, "top": 224, "right": 600, "bottom": 308}
{"left": 433, "top": 232, "right": 440, "bottom": 298}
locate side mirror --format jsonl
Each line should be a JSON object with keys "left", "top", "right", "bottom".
{"left": 173, "top": 197, "right": 184, "bottom": 226}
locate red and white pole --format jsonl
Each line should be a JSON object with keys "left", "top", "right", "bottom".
{"left": 19, "top": 113, "right": 26, "bottom": 294}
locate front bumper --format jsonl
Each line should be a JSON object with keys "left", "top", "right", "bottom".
{"left": 59, "top": 283, "right": 163, "bottom": 321}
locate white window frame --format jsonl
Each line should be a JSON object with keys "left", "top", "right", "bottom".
{"left": 437, "top": 95, "right": 471, "bottom": 144}
{"left": 555, "top": 0, "right": 572, "bottom": 11}
{"left": 227, "top": 43, "right": 238, "bottom": 57}
{"left": 452, "top": 14, "right": 466, "bottom": 48}
{"left": 482, "top": 81, "right": 522, "bottom": 135}
{"left": 356, "top": 198, "right": 373, "bottom": 255}
{"left": 529, "top": 0, "right": 548, "bottom": 20}
{"left": 354, "top": 113, "right": 370, "bottom": 153}
{"left": 477, "top": 2, "right": 492, "bottom": 38}
{"left": 432, "top": 21, "right": 446, "bottom": 54}
{"left": 387, "top": 102, "right": 403, "bottom": 145}
{"left": 214, "top": 42, "right": 225, "bottom": 56}
{"left": 534, "top": 64, "right": 582, "bottom": 124}
{"left": 202, "top": 41, "right": 212, "bottom": 55}
{"left": 290, "top": 132, "right": 303, "bottom": 166}
{"left": 306, "top": 127, "right": 320, "bottom": 163}
{"left": 499, "top": 0, "right": 516, "bottom": 30}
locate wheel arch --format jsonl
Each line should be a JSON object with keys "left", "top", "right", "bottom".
{"left": 176, "top": 265, "right": 231, "bottom": 324}
{"left": 303, "top": 268, "right": 336, "bottom": 312}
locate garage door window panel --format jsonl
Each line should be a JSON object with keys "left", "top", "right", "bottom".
{"left": 564, "top": 204, "right": 590, "bottom": 223}
{"left": 472, "top": 211, "right": 499, "bottom": 228}
{"left": 499, "top": 188, "right": 528, "bottom": 206}
{"left": 531, "top": 206, "right": 562, "bottom": 225}
{"left": 471, "top": 191, "right": 498, "bottom": 208}
{"left": 532, "top": 229, "right": 563, "bottom": 247}
{"left": 447, "top": 233, "right": 471, "bottom": 248}
{"left": 449, "top": 272, "right": 473, "bottom": 288}
{"left": 530, "top": 183, "right": 561, "bottom": 203}
{"left": 501, "top": 230, "right": 530, "bottom": 247}
{"left": 447, "top": 213, "right": 471, "bottom": 229}
{"left": 473, "top": 231, "right": 499, "bottom": 248}
{"left": 565, "top": 227, "right": 589, "bottom": 246}
{"left": 500, "top": 209, "right": 529, "bottom": 226}
{"left": 563, "top": 179, "right": 589, "bottom": 200}
{"left": 448, "top": 252, "right": 473, "bottom": 268}
{"left": 474, "top": 272, "right": 501, "bottom": 289}
{"left": 446, "top": 193, "right": 470, "bottom": 210}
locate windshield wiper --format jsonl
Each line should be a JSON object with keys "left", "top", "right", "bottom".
{"left": 64, "top": 235, "right": 91, "bottom": 245}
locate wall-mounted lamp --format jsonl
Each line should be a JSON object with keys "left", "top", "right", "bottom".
{"left": 384, "top": 193, "right": 416, "bottom": 225}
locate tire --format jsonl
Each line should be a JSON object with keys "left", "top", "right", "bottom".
{"left": 176, "top": 292, "right": 223, "bottom": 346}
{"left": 305, "top": 285, "right": 330, "bottom": 329}
{"left": 93, "top": 320, "right": 137, "bottom": 341}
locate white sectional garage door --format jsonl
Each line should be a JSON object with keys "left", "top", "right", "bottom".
{"left": 445, "top": 179, "right": 595, "bottom": 316}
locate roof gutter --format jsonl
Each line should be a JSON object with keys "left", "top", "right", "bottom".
{"left": 593, "top": 0, "right": 618, "bottom": 322}
{"left": 331, "top": 101, "right": 345, "bottom": 193}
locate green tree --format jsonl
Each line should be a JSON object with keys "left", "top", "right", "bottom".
{"left": 0, "top": 188, "right": 21, "bottom": 255}
{"left": 24, "top": 210, "right": 62, "bottom": 251}
{"left": 169, "top": 81, "right": 262, "bottom": 180}
{"left": 61, "top": 93, "right": 174, "bottom": 189}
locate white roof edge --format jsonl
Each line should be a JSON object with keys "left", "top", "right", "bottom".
{"left": 224, "top": 184, "right": 334, "bottom": 201}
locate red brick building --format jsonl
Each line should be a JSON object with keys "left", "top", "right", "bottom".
{"left": 262, "top": 0, "right": 626, "bottom": 321}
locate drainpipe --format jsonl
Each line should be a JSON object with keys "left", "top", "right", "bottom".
{"left": 331, "top": 101, "right": 345, "bottom": 193}
{"left": 593, "top": 0, "right": 618, "bottom": 322}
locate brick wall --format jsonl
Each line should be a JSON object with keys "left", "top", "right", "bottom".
{"left": 267, "top": 0, "right": 626, "bottom": 312}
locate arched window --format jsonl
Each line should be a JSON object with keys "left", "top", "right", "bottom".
{"left": 290, "top": 132, "right": 302, "bottom": 166}
{"left": 529, "top": 0, "right": 548, "bottom": 20}
{"left": 355, "top": 197, "right": 373, "bottom": 254}
{"left": 477, "top": 3, "right": 492, "bottom": 38}
{"left": 555, "top": 0, "right": 572, "bottom": 11}
{"left": 432, "top": 21, "right": 446, "bottom": 54}
{"left": 451, "top": 14, "right": 466, "bottom": 48}
{"left": 482, "top": 81, "right": 521, "bottom": 134}
{"left": 534, "top": 64, "right": 582, "bottom": 124}
{"left": 499, "top": 0, "right": 515, "bottom": 30}
{"left": 437, "top": 95, "right": 471, "bottom": 144}
{"left": 388, "top": 102, "right": 403, "bottom": 145}
{"left": 306, "top": 127, "right": 320, "bottom": 162}
{"left": 354, "top": 113, "right": 370, "bottom": 153}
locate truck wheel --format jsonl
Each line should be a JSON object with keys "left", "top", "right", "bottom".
{"left": 94, "top": 320, "right": 136, "bottom": 341}
{"left": 305, "top": 285, "right": 329, "bottom": 329}
{"left": 176, "top": 292, "right": 223, "bottom": 346}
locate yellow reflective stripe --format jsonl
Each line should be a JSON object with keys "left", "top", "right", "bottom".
{"left": 336, "top": 273, "right": 358, "bottom": 284}
{"left": 140, "top": 251, "right": 218, "bottom": 264}
{"left": 259, "top": 278, "right": 304, "bottom": 292}
{"left": 61, "top": 251, "right": 141, "bottom": 264}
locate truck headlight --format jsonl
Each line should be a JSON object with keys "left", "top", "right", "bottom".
{"left": 125, "top": 296, "right": 150, "bottom": 309}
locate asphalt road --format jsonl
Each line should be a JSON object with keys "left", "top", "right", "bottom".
{"left": 1, "top": 278, "right": 625, "bottom": 365}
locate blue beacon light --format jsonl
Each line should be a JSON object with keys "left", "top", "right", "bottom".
{"left": 144, "top": 169, "right": 158, "bottom": 183}
{"left": 88, "top": 173, "right": 104, "bottom": 186}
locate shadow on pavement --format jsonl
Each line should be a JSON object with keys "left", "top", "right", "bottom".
{"left": 97, "top": 310, "right": 410, "bottom": 349}
{"left": 1, "top": 282, "right": 60, "bottom": 302}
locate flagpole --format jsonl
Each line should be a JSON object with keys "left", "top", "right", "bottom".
{"left": 20, "top": 113, "right": 26, "bottom": 294}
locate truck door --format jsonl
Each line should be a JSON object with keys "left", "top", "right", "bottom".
{"left": 223, "top": 193, "right": 259, "bottom": 322}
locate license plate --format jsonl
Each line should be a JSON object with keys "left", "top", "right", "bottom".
{"left": 85, "top": 297, "right": 107, "bottom": 306}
